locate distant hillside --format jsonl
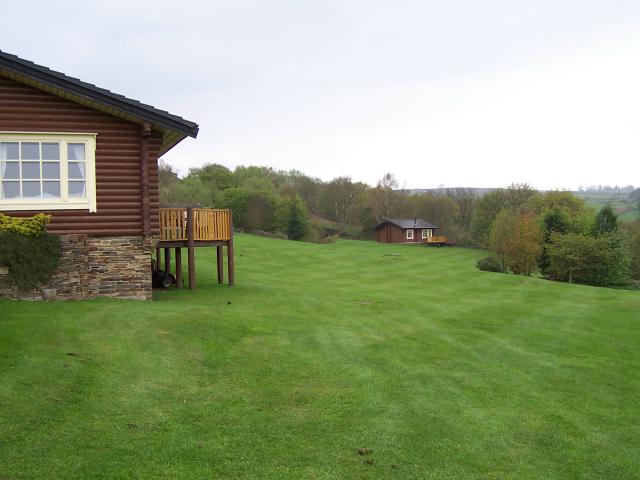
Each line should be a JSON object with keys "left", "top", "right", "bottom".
{"left": 402, "top": 187, "right": 495, "bottom": 196}
{"left": 574, "top": 190, "right": 639, "bottom": 222}
{"left": 403, "top": 186, "right": 639, "bottom": 222}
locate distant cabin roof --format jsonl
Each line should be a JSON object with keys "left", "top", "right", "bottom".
{"left": 0, "top": 50, "right": 199, "bottom": 155}
{"left": 374, "top": 218, "right": 440, "bottom": 230}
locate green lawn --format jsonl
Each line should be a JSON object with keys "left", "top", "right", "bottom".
{"left": 1, "top": 235, "right": 639, "bottom": 479}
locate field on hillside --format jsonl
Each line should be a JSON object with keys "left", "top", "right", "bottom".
{"left": 574, "top": 191, "right": 639, "bottom": 222}
{"left": 1, "top": 235, "right": 639, "bottom": 479}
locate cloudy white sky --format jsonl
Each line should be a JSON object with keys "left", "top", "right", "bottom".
{"left": 3, "top": 1, "right": 640, "bottom": 189}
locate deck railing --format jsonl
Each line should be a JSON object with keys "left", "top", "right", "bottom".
{"left": 426, "top": 235, "right": 448, "bottom": 244}
{"left": 159, "top": 208, "right": 231, "bottom": 241}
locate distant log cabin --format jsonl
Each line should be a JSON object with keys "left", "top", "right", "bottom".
{"left": 373, "top": 218, "right": 448, "bottom": 245}
{"left": 0, "top": 50, "right": 233, "bottom": 301}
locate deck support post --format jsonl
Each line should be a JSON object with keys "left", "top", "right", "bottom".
{"left": 175, "top": 248, "right": 182, "bottom": 288}
{"left": 216, "top": 246, "right": 224, "bottom": 284}
{"left": 227, "top": 213, "right": 235, "bottom": 286}
{"left": 164, "top": 248, "right": 171, "bottom": 275}
{"left": 187, "top": 207, "right": 196, "bottom": 290}
{"left": 158, "top": 207, "right": 235, "bottom": 290}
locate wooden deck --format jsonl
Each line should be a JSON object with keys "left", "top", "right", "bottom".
{"left": 426, "top": 236, "right": 449, "bottom": 246}
{"left": 156, "top": 207, "right": 234, "bottom": 289}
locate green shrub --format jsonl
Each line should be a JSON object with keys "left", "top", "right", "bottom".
{"left": 0, "top": 213, "right": 51, "bottom": 237}
{"left": 632, "top": 230, "right": 640, "bottom": 280}
{"left": 283, "top": 196, "right": 309, "bottom": 241}
{"left": 477, "top": 256, "right": 503, "bottom": 273}
{"left": 547, "top": 231, "right": 631, "bottom": 286}
{"left": 0, "top": 215, "right": 62, "bottom": 291}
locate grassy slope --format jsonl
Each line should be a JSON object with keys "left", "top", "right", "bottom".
{"left": 1, "top": 235, "right": 639, "bottom": 479}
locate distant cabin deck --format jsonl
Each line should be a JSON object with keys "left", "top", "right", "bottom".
{"left": 156, "top": 207, "right": 234, "bottom": 289}
{"left": 426, "top": 236, "right": 449, "bottom": 246}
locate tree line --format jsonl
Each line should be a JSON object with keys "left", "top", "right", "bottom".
{"left": 476, "top": 186, "right": 640, "bottom": 287}
{"left": 159, "top": 162, "right": 640, "bottom": 286}
{"left": 159, "top": 163, "right": 478, "bottom": 243}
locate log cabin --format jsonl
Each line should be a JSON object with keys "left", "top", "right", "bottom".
{"left": 373, "top": 218, "right": 448, "bottom": 245}
{"left": 0, "top": 50, "right": 233, "bottom": 300}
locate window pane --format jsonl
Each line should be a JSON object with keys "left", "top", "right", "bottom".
{"left": 43, "top": 181, "right": 61, "bottom": 198}
{"left": 69, "top": 181, "right": 86, "bottom": 198}
{"left": 1, "top": 181, "right": 20, "bottom": 198}
{"left": 22, "top": 162, "right": 41, "bottom": 179}
{"left": 1, "top": 162, "right": 20, "bottom": 179}
{"left": 22, "top": 181, "right": 41, "bottom": 197}
{"left": 68, "top": 143, "right": 85, "bottom": 161}
{"left": 42, "top": 162, "right": 60, "bottom": 179}
{"left": 68, "top": 162, "right": 86, "bottom": 179}
{"left": 0, "top": 142, "right": 19, "bottom": 160}
{"left": 42, "top": 143, "right": 60, "bottom": 160}
{"left": 21, "top": 142, "right": 40, "bottom": 160}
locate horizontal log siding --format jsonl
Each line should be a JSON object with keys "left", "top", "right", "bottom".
{"left": 0, "top": 75, "right": 162, "bottom": 236}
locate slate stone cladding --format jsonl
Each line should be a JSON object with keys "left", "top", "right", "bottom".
{"left": 0, "top": 235, "right": 157, "bottom": 301}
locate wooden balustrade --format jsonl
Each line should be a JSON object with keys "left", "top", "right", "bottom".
{"left": 159, "top": 208, "right": 231, "bottom": 241}
{"left": 157, "top": 207, "right": 235, "bottom": 290}
{"left": 426, "top": 235, "right": 448, "bottom": 244}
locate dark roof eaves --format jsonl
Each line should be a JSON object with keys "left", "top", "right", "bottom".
{"left": 374, "top": 218, "right": 440, "bottom": 230}
{"left": 0, "top": 50, "right": 199, "bottom": 139}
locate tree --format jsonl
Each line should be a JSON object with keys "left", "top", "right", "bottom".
{"left": 471, "top": 184, "right": 538, "bottom": 245}
{"left": 630, "top": 188, "right": 640, "bottom": 213}
{"left": 538, "top": 207, "right": 572, "bottom": 275}
{"left": 593, "top": 204, "right": 618, "bottom": 236}
{"left": 234, "top": 165, "right": 286, "bottom": 192}
{"left": 164, "top": 175, "right": 217, "bottom": 207}
{"left": 622, "top": 219, "right": 640, "bottom": 280}
{"left": 631, "top": 227, "right": 640, "bottom": 280}
{"left": 510, "top": 212, "right": 544, "bottom": 275}
{"left": 413, "top": 193, "right": 460, "bottom": 240}
{"left": 529, "top": 190, "right": 587, "bottom": 217}
{"left": 319, "top": 177, "right": 366, "bottom": 233}
{"left": 187, "top": 163, "right": 235, "bottom": 191}
{"left": 280, "top": 196, "right": 309, "bottom": 240}
{"left": 472, "top": 189, "right": 509, "bottom": 245}
{"left": 547, "top": 233, "right": 600, "bottom": 283}
{"left": 600, "top": 229, "right": 633, "bottom": 286}
{"left": 376, "top": 173, "right": 399, "bottom": 220}
{"left": 489, "top": 210, "right": 543, "bottom": 275}
{"left": 282, "top": 171, "right": 322, "bottom": 214}
{"left": 219, "top": 188, "right": 251, "bottom": 229}
{"left": 158, "top": 160, "right": 179, "bottom": 206}
{"left": 503, "top": 183, "right": 539, "bottom": 213}
{"left": 360, "top": 173, "right": 401, "bottom": 225}
{"left": 244, "top": 191, "right": 279, "bottom": 232}
{"left": 489, "top": 210, "right": 517, "bottom": 272}
{"left": 446, "top": 188, "right": 476, "bottom": 243}
{"left": 547, "top": 231, "right": 631, "bottom": 286}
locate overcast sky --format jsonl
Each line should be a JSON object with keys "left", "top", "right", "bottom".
{"left": 3, "top": 1, "right": 640, "bottom": 189}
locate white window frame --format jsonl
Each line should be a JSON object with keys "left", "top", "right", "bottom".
{"left": 0, "top": 132, "right": 97, "bottom": 212}
{"left": 422, "top": 229, "right": 432, "bottom": 239}
{"left": 406, "top": 229, "right": 414, "bottom": 240}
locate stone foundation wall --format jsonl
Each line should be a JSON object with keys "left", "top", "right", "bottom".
{"left": 0, "top": 235, "right": 157, "bottom": 301}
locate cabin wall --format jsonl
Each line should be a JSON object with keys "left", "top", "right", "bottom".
{"left": 375, "top": 223, "right": 405, "bottom": 243}
{"left": 409, "top": 228, "right": 430, "bottom": 243}
{"left": 375, "top": 224, "right": 435, "bottom": 243}
{"left": 0, "top": 75, "right": 164, "bottom": 300}
{"left": 0, "top": 75, "right": 162, "bottom": 236}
